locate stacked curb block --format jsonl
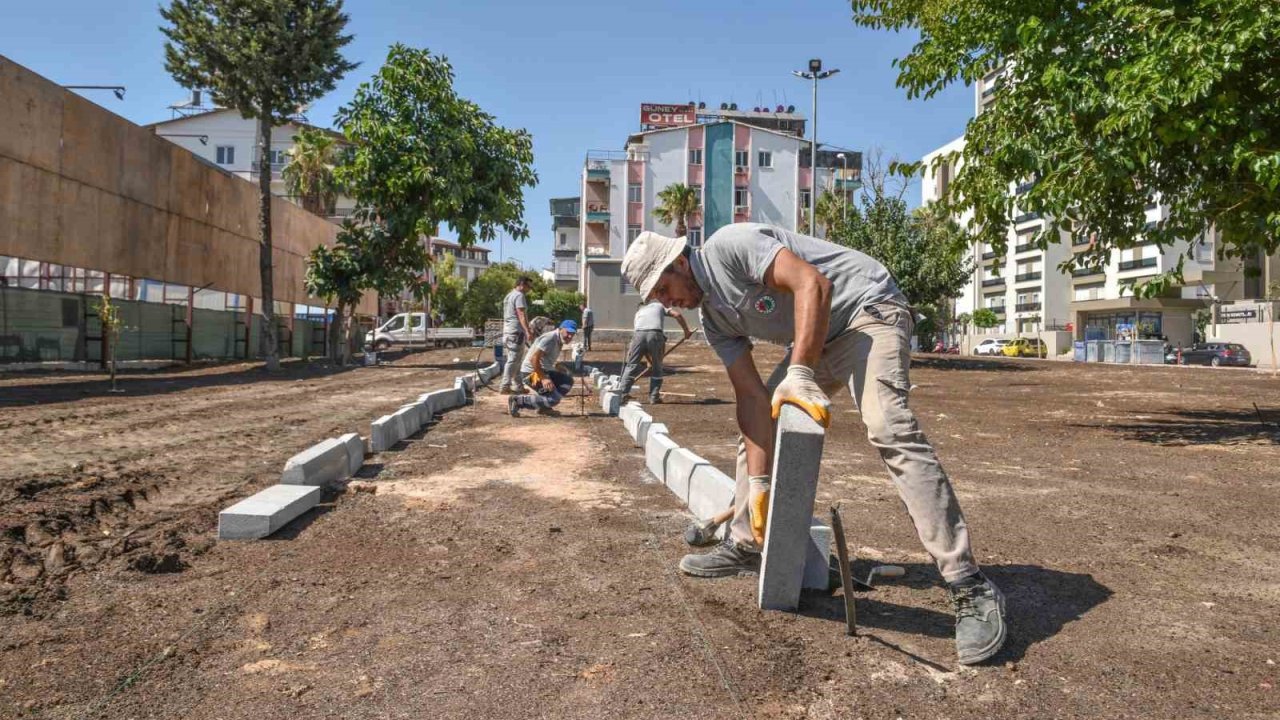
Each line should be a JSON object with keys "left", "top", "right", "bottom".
{"left": 218, "top": 361, "right": 500, "bottom": 541}
{"left": 593, "top": 374, "right": 833, "bottom": 594}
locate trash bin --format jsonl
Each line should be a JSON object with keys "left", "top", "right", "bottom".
{"left": 1073, "top": 341, "right": 1087, "bottom": 362}
{"left": 1102, "top": 342, "right": 1116, "bottom": 363}
{"left": 1115, "top": 342, "right": 1132, "bottom": 364}
{"left": 1132, "top": 339, "right": 1164, "bottom": 364}
{"left": 1086, "top": 340, "right": 1102, "bottom": 362}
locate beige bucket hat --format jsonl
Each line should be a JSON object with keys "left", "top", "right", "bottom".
{"left": 621, "top": 231, "right": 687, "bottom": 300}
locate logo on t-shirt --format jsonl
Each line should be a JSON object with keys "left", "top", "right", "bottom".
{"left": 753, "top": 295, "right": 777, "bottom": 315}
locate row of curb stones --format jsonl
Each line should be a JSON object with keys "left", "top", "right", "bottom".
{"left": 589, "top": 367, "right": 832, "bottom": 598}
{"left": 218, "top": 362, "right": 498, "bottom": 540}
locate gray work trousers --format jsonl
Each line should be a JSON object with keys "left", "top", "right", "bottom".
{"left": 727, "top": 302, "right": 979, "bottom": 583}
{"left": 501, "top": 332, "right": 525, "bottom": 391}
{"left": 616, "top": 329, "right": 666, "bottom": 399}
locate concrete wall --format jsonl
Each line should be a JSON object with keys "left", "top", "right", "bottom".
{"left": 644, "top": 130, "right": 687, "bottom": 237}
{"left": 0, "top": 55, "right": 372, "bottom": 314}
{"left": 1215, "top": 305, "right": 1280, "bottom": 370}
{"left": 748, "top": 129, "right": 799, "bottom": 229}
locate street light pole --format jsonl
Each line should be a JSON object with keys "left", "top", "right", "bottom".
{"left": 793, "top": 59, "right": 839, "bottom": 234}
{"left": 837, "top": 152, "right": 848, "bottom": 226}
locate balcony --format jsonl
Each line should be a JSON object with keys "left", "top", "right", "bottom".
{"left": 1015, "top": 302, "right": 1042, "bottom": 313}
{"left": 1014, "top": 271, "right": 1042, "bottom": 284}
{"left": 982, "top": 277, "right": 1006, "bottom": 288}
{"left": 990, "top": 305, "right": 1006, "bottom": 315}
{"left": 1014, "top": 180, "right": 1036, "bottom": 196}
{"left": 1118, "top": 257, "right": 1158, "bottom": 272}
{"left": 981, "top": 250, "right": 998, "bottom": 260}
{"left": 1071, "top": 266, "right": 1104, "bottom": 278}
{"left": 585, "top": 245, "right": 610, "bottom": 257}
{"left": 1013, "top": 242, "right": 1038, "bottom": 254}
{"left": 584, "top": 201, "right": 610, "bottom": 223}
{"left": 1072, "top": 235, "right": 1092, "bottom": 247}
{"left": 1013, "top": 211, "right": 1041, "bottom": 225}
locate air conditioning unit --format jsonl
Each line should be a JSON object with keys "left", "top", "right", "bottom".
{"left": 734, "top": 205, "right": 749, "bottom": 214}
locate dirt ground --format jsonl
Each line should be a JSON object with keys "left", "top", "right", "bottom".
{"left": 1, "top": 344, "right": 1278, "bottom": 719}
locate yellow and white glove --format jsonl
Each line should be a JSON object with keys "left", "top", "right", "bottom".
{"left": 770, "top": 365, "right": 831, "bottom": 428}
{"left": 748, "top": 475, "right": 771, "bottom": 546}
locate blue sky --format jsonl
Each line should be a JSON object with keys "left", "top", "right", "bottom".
{"left": 2, "top": 0, "right": 973, "bottom": 271}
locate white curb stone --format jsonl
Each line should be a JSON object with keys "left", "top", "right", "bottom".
{"left": 218, "top": 484, "right": 320, "bottom": 540}
{"left": 370, "top": 414, "right": 399, "bottom": 453}
{"left": 281, "top": 437, "right": 349, "bottom": 487}
{"left": 394, "top": 405, "right": 421, "bottom": 438}
{"left": 687, "top": 463, "right": 735, "bottom": 523}
{"left": 758, "top": 405, "right": 827, "bottom": 612}
{"left": 338, "top": 432, "right": 364, "bottom": 476}
{"left": 804, "top": 520, "right": 833, "bottom": 591}
{"left": 644, "top": 431, "right": 680, "bottom": 483}
{"left": 624, "top": 410, "right": 653, "bottom": 446}
{"left": 663, "top": 447, "right": 708, "bottom": 504}
{"left": 602, "top": 391, "right": 622, "bottom": 416}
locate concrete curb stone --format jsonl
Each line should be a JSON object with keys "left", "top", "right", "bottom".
{"left": 218, "top": 484, "right": 320, "bottom": 540}
{"left": 281, "top": 437, "right": 349, "bottom": 487}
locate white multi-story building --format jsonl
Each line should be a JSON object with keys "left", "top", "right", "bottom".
{"left": 146, "top": 93, "right": 355, "bottom": 220}
{"left": 579, "top": 103, "right": 859, "bottom": 330}
{"left": 922, "top": 76, "right": 1250, "bottom": 351}
{"left": 429, "top": 238, "right": 491, "bottom": 284}
{"left": 549, "top": 196, "right": 581, "bottom": 290}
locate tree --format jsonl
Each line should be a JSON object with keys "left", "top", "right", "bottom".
{"left": 283, "top": 127, "right": 342, "bottom": 216}
{"left": 95, "top": 294, "right": 124, "bottom": 393}
{"left": 303, "top": 239, "right": 362, "bottom": 365}
{"left": 161, "top": 0, "right": 357, "bottom": 371}
{"left": 855, "top": 0, "right": 1280, "bottom": 294}
{"left": 541, "top": 289, "right": 586, "bottom": 324}
{"left": 972, "top": 307, "right": 1000, "bottom": 331}
{"left": 828, "top": 185, "right": 972, "bottom": 311}
{"left": 814, "top": 188, "right": 850, "bottom": 238}
{"left": 429, "top": 253, "right": 467, "bottom": 326}
{"left": 956, "top": 311, "right": 973, "bottom": 335}
{"left": 654, "top": 183, "right": 700, "bottom": 236}
{"left": 322, "top": 45, "right": 536, "bottom": 335}
{"left": 459, "top": 262, "right": 548, "bottom": 331}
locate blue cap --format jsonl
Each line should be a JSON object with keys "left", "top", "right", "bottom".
{"left": 560, "top": 319, "right": 578, "bottom": 334}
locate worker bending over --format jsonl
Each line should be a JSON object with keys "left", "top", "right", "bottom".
{"left": 508, "top": 320, "right": 577, "bottom": 417}
{"left": 615, "top": 299, "right": 692, "bottom": 404}
{"left": 621, "top": 224, "right": 1007, "bottom": 665}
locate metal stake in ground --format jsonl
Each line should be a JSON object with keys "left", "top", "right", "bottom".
{"left": 830, "top": 505, "right": 856, "bottom": 636}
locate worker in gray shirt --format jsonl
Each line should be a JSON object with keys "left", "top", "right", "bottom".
{"left": 500, "top": 275, "right": 534, "bottom": 394}
{"left": 621, "top": 223, "right": 1007, "bottom": 666}
{"left": 508, "top": 320, "right": 577, "bottom": 417}
{"left": 579, "top": 302, "right": 595, "bottom": 351}
{"left": 615, "top": 300, "right": 691, "bottom": 404}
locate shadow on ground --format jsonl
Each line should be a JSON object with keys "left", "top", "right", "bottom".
{"left": 910, "top": 356, "right": 1040, "bottom": 373}
{"left": 800, "top": 561, "right": 1112, "bottom": 665}
{"left": 1073, "top": 407, "right": 1280, "bottom": 446}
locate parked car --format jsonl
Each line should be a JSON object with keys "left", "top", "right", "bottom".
{"left": 364, "top": 313, "right": 476, "bottom": 351}
{"left": 973, "top": 338, "right": 1013, "bottom": 356}
{"left": 1002, "top": 337, "right": 1047, "bottom": 358}
{"left": 1176, "top": 342, "right": 1252, "bottom": 367}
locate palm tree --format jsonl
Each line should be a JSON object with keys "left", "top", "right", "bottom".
{"left": 283, "top": 127, "right": 341, "bottom": 216}
{"left": 654, "top": 183, "right": 700, "bottom": 236}
{"left": 814, "top": 188, "right": 848, "bottom": 238}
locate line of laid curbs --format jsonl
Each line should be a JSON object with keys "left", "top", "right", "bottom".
{"left": 588, "top": 367, "right": 832, "bottom": 590}
{"left": 217, "top": 362, "right": 502, "bottom": 540}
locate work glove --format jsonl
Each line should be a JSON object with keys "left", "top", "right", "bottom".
{"left": 770, "top": 365, "right": 831, "bottom": 428}
{"left": 748, "top": 475, "right": 771, "bottom": 546}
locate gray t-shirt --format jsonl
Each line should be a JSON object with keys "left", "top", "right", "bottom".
{"left": 520, "top": 329, "right": 564, "bottom": 375}
{"left": 502, "top": 288, "right": 527, "bottom": 337}
{"left": 581, "top": 307, "right": 594, "bottom": 327}
{"left": 633, "top": 301, "right": 668, "bottom": 332}
{"left": 692, "top": 223, "right": 903, "bottom": 367}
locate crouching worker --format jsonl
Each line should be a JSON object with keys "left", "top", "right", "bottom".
{"left": 508, "top": 320, "right": 577, "bottom": 417}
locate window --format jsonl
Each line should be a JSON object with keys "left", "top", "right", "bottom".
{"left": 627, "top": 184, "right": 642, "bottom": 203}
{"left": 268, "top": 148, "right": 287, "bottom": 165}
{"left": 735, "top": 150, "right": 749, "bottom": 168}
{"left": 1074, "top": 283, "right": 1104, "bottom": 302}
{"left": 408, "top": 314, "right": 424, "bottom": 329}
{"left": 688, "top": 148, "right": 703, "bottom": 165}
{"left": 690, "top": 184, "right": 702, "bottom": 197}
{"left": 627, "top": 225, "right": 641, "bottom": 245}
{"left": 734, "top": 187, "right": 749, "bottom": 209}
{"left": 215, "top": 145, "right": 235, "bottom": 165}
{"left": 757, "top": 150, "right": 773, "bottom": 168}
{"left": 688, "top": 227, "right": 703, "bottom": 247}
{"left": 559, "top": 232, "right": 567, "bottom": 247}
{"left": 799, "top": 189, "right": 811, "bottom": 207}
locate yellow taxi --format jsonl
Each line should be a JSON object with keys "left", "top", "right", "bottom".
{"left": 1002, "top": 337, "right": 1047, "bottom": 358}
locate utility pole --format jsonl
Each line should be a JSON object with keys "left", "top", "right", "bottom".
{"left": 793, "top": 59, "right": 839, "bottom": 233}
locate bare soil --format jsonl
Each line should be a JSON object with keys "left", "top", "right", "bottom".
{"left": 1, "top": 344, "right": 1277, "bottom": 719}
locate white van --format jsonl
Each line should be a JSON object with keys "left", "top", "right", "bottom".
{"left": 365, "top": 313, "right": 475, "bottom": 350}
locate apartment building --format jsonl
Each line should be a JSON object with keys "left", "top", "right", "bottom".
{"left": 549, "top": 197, "right": 581, "bottom": 290}
{"left": 921, "top": 78, "right": 1247, "bottom": 351}
{"left": 579, "top": 103, "right": 859, "bottom": 330}
{"left": 430, "top": 239, "right": 491, "bottom": 284}
{"left": 146, "top": 94, "right": 355, "bottom": 220}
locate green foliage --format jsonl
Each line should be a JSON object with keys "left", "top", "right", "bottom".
{"left": 334, "top": 44, "right": 537, "bottom": 249}
{"left": 855, "top": 0, "right": 1280, "bottom": 296}
{"left": 814, "top": 188, "right": 852, "bottom": 237}
{"left": 972, "top": 307, "right": 1000, "bottom": 329}
{"left": 429, "top": 253, "right": 467, "bottom": 325}
{"left": 541, "top": 289, "right": 586, "bottom": 325}
{"left": 653, "top": 183, "right": 700, "bottom": 236}
{"left": 460, "top": 262, "right": 547, "bottom": 330}
{"left": 284, "top": 127, "right": 342, "bottom": 216}
{"left": 826, "top": 187, "right": 972, "bottom": 309}
{"left": 160, "top": 0, "right": 357, "bottom": 126}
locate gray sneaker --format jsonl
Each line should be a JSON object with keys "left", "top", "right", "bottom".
{"left": 678, "top": 540, "right": 760, "bottom": 578}
{"left": 949, "top": 574, "right": 1008, "bottom": 665}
